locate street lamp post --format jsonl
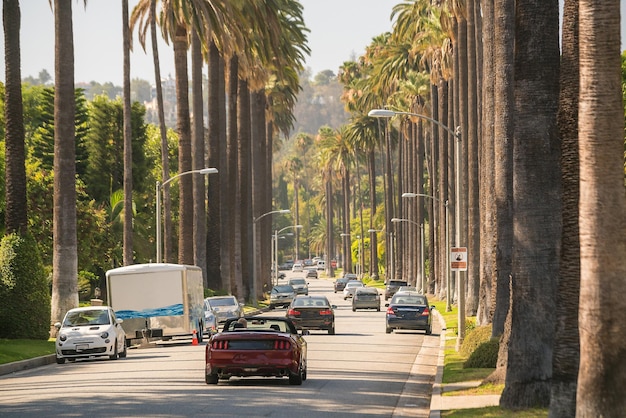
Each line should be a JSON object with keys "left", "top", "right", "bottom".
{"left": 253, "top": 209, "right": 290, "bottom": 306}
{"left": 370, "top": 108, "right": 464, "bottom": 348}
{"left": 274, "top": 225, "right": 303, "bottom": 285}
{"left": 402, "top": 193, "right": 451, "bottom": 311}
{"left": 156, "top": 167, "right": 218, "bottom": 263}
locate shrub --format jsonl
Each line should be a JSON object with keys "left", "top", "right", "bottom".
{"left": 460, "top": 324, "right": 492, "bottom": 358}
{"left": 0, "top": 233, "right": 50, "bottom": 339}
{"left": 464, "top": 337, "right": 499, "bottom": 368}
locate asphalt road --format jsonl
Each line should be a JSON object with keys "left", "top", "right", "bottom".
{"left": 0, "top": 272, "right": 436, "bottom": 417}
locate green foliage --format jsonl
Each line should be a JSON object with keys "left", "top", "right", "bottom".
{"left": 0, "top": 233, "right": 50, "bottom": 339}
{"left": 464, "top": 337, "right": 499, "bottom": 369}
{"left": 459, "top": 324, "right": 499, "bottom": 369}
{"left": 0, "top": 338, "right": 55, "bottom": 364}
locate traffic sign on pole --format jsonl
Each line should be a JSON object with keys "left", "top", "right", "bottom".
{"left": 450, "top": 247, "right": 468, "bottom": 271}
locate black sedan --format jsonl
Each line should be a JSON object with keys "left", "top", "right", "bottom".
{"left": 385, "top": 291, "right": 434, "bottom": 334}
{"left": 287, "top": 295, "right": 336, "bottom": 335}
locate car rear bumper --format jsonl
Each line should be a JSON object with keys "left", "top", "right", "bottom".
{"left": 386, "top": 317, "right": 430, "bottom": 330}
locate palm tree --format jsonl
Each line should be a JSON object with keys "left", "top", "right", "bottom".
{"left": 499, "top": 0, "right": 560, "bottom": 409}
{"left": 3, "top": 0, "right": 28, "bottom": 235}
{"left": 51, "top": 0, "right": 79, "bottom": 334}
{"left": 549, "top": 0, "right": 580, "bottom": 416}
{"left": 576, "top": 0, "right": 626, "bottom": 415}
{"left": 122, "top": 0, "right": 133, "bottom": 265}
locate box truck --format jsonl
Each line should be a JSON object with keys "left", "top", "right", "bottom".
{"left": 105, "top": 263, "right": 204, "bottom": 346}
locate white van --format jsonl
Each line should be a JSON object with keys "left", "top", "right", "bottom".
{"left": 316, "top": 260, "right": 325, "bottom": 270}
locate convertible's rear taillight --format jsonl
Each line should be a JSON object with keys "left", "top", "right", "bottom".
{"left": 319, "top": 309, "right": 333, "bottom": 315}
{"left": 212, "top": 340, "right": 229, "bottom": 350}
{"left": 274, "top": 340, "right": 291, "bottom": 350}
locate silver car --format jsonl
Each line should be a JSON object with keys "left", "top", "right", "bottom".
{"left": 343, "top": 281, "right": 365, "bottom": 300}
{"left": 289, "top": 277, "right": 309, "bottom": 295}
{"left": 204, "top": 296, "right": 244, "bottom": 324}
{"left": 352, "top": 287, "right": 381, "bottom": 311}
{"left": 269, "top": 284, "right": 296, "bottom": 309}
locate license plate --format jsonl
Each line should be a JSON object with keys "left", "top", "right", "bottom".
{"left": 76, "top": 344, "right": 89, "bottom": 351}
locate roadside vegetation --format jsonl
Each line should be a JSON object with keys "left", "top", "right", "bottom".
{"left": 0, "top": 339, "right": 55, "bottom": 365}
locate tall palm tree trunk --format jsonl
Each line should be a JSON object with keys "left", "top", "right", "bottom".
{"left": 173, "top": 23, "right": 193, "bottom": 265}
{"left": 51, "top": 0, "right": 78, "bottom": 334}
{"left": 191, "top": 30, "right": 207, "bottom": 281}
{"left": 576, "top": 0, "right": 626, "bottom": 415}
{"left": 3, "top": 0, "right": 27, "bottom": 235}
{"left": 122, "top": 0, "right": 133, "bottom": 266}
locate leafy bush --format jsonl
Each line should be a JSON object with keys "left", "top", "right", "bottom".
{"left": 460, "top": 324, "right": 492, "bottom": 358}
{"left": 0, "top": 233, "right": 50, "bottom": 339}
{"left": 464, "top": 337, "right": 499, "bottom": 369}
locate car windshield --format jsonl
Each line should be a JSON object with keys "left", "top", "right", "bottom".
{"left": 224, "top": 318, "right": 295, "bottom": 333}
{"left": 64, "top": 309, "right": 110, "bottom": 326}
{"left": 272, "top": 285, "right": 294, "bottom": 293}
{"left": 292, "top": 297, "right": 329, "bottom": 308}
{"left": 207, "top": 297, "right": 237, "bottom": 307}
{"left": 392, "top": 295, "right": 427, "bottom": 305}
{"left": 389, "top": 281, "right": 408, "bottom": 287}
{"left": 290, "top": 279, "right": 306, "bottom": 285}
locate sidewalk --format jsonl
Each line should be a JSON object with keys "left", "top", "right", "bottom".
{"left": 428, "top": 311, "right": 500, "bottom": 417}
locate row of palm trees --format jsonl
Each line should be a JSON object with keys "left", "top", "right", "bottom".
{"left": 307, "top": 0, "right": 625, "bottom": 415}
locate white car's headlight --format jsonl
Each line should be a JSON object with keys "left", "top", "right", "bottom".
{"left": 59, "top": 334, "right": 67, "bottom": 342}
{"left": 100, "top": 332, "right": 109, "bottom": 339}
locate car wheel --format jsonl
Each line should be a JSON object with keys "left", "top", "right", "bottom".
{"left": 352, "top": 307, "right": 356, "bottom": 312}
{"left": 109, "top": 342, "right": 119, "bottom": 360}
{"left": 118, "top": 338, "right": 127, "bottom": 358}
{"left": 269, "top": 304, "right": 275, "bottom": 310}
{"left": 386, "top": 327, "right": 392, "bottom": 334}
{"left": 56, "top": 357, "right": 65, "bottom": 365}
{"left": 377, "top": 306, "right": 381, "bottom": 312}
{"left": 205, "top": 373, "right": 219, "bottom": 384}
{"left": 426, "top": 325, "right": 432, "bottom": 335}
{"left": 328, "top": 326, "right": 335, "bottom": 335}
{"left": 289, "top": 366, "right": 304, "bottom": 385}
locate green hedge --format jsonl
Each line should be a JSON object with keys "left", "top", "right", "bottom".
{"left": 460, "top": 324, "right": 499, "bottom": 369}
{"left": 0, "top": 233, "right": 50, "bottom": 339}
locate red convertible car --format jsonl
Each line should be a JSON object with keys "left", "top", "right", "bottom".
{"left": 204, "top": 316, "right": 307, "bottom": 385}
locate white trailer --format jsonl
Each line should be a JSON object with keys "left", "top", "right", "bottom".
{"left": 105, "top": 263, "right": 204, "bottom": 346}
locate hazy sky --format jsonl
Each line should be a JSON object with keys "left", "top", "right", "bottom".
{"left": 0, "top": 0, "right": 399, "bottom": 85}
{"left": 0, "top": 1, "right": 625, "bottom": 86}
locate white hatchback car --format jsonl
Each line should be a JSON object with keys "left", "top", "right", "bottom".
{"left": 343, "top": 281, "right": 365, "bottom": 300}
{"left": 54, "top": 306, "right": 127, "bottom": 364}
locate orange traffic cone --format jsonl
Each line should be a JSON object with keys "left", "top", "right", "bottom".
{"left": 192, "top": 329, "right": 199, "bottom": 346}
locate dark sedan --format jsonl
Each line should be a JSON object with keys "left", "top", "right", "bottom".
{"left": 385, "top": 291, "right": 434, "bottom": 334}
{"left": 205, "top": 317, "right": 307, "bottom": 385}
{"left": 287, "top": 295, "right": 336, "bottom": 335}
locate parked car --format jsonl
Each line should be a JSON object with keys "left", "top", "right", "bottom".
{"left": 292, "top": 263, "right": 304, "bottom": 272}
{"left": 54, "top": 306, "right": 127, "bottom": 364}
{"left": 204, "top": 296, "right": 244, "bottom": 324}
{"left": 385, "top": 291, "right": 434, "bottom": 334}
{"left": 305, "top": 268, "right": 318, "bottom": 279}
{"left": 289, "top": 277, "right": 309, "bottom": 295}
{"left": 204, "top": 316, "right": 307, "bottom": 385}
{"left": 384, "top": 280, "right": 409, "bottom": 300}
{"left": 352, "top": 287, "right": 381, "bottom": 312}
{"left": 269, "top": 284, "right": 296, "bottom": 309}
{"left": 343, "top": 281, "right": 365, "bottom": 300}
{"left": 287, "top": 295, "right": 336, "bottom": 335}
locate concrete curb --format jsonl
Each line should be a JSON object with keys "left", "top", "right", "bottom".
{"left": 0, "top": 354, "right": 57, "bottom": 377}
{"left": 428, "top": 310, "right": 447, "bottom": 418}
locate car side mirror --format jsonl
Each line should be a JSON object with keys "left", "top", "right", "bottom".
{"left": 331, "top": 305, "right": 337, "bottom": 309}
{"left": 384, "top": 303, "right": 390, "bottom": 307}
{"left": 54, "top": 322, "right": 62, "bottom": 329}
{"left": 116, "top": 318, "right": 124, "bottom": 324}
{"left": 430, "top": 305, "right": 436, "bottom": 310}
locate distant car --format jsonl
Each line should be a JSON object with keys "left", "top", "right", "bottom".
{"left": 343, "top": 281, "right": 365, "bottom": 300}
{"left": 203, "top": 307, "right": 218, "bottom": 335}
{"left": 316, "top": 260, "right": 325, "bottom": 270}
{"left": 289, "top": 277, "right": 309, "bottom": 295}
{"left": 269, "top": 284, "right": 296, "bottom": 309}
{"left": 352, "top": 287, "right": 381, "bottom": 312}
{"left": 334, "top": 274, "right": 358, "bottom": 293}
{"left": 204, "top": 316, "right": 307, "bottom": 385}
{"left": 305, "top": 268, "right": 318, "bottom": 279}
{"left": 204, "top": 296, "right": 244, "bottom": 324}
{"left": 287, "top": 295, "right": 336, "bottom": 335}
{"left": 292, "top": 263, "right": 304, "bottom": 272}
{"left": 397, "top": 286, "right": 418, "bottom": 293}
{"left": 54, "top": 306, "right": 127, "bottom": 364}
{"left": 385, "top": 280, "right": 409, "bottom": 300}
{"left": 385, "top": 291, "right": 434, "bottom": 334}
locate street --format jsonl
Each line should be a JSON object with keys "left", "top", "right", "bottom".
{"left": 0, "top": 274, "right": 437, "bottom": 417}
